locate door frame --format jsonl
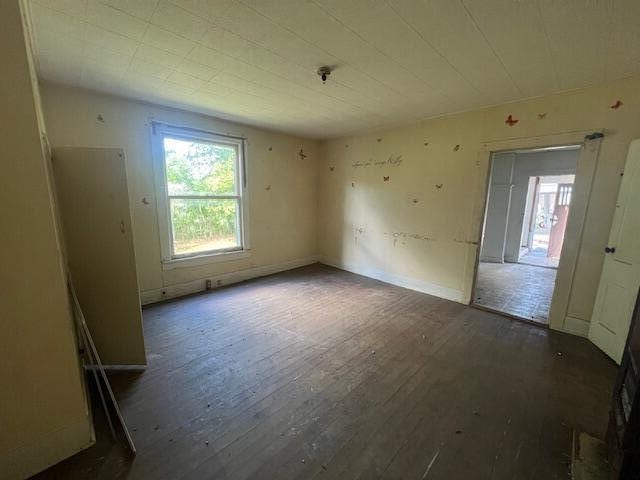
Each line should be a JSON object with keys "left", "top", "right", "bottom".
{"left": 468, "top": 130, "right": 603, "bottom": 334}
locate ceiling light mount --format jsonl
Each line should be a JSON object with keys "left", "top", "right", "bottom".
{"left": 317, "top": 66, "right": 332, "bottom": 84}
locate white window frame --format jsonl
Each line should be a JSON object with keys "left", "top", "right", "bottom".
{"left": 151, "top": 122, "right": 250, "bottom": 268}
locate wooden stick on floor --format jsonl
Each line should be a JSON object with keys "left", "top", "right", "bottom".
{"left": 69, "top": 278, "right": 137, "bottom": 455}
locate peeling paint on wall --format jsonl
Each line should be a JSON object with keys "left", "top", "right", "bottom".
{"left": 385, "top": 231, "right": 435, "bottom": 242}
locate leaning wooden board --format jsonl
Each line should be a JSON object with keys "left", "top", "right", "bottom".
{"left": 52, "top": 147, "right": 146, "bottom": 366}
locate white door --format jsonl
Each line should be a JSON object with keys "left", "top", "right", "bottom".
{"left": 589, "top": 139, "right": 640, "bottom": 363}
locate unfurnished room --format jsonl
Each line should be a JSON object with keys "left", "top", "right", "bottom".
{"left": 3, "top": 1, "right": 640, "bottom": 479}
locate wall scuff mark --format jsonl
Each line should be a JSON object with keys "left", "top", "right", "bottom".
{"left": 385, "top": 231, "right": 435, "bottom": 242}
{"left": 454, "top": 238, "right": 479, "bottom": 246}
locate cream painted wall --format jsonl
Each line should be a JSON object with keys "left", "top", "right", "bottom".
{"left": 40, "top": 83, "right": 319, "bottom": 303}
{"left": 318, "top": 75, "right": 640, "bottom": 334}
{"left": 0, "top": 2, "right": 92, "bottom": 479}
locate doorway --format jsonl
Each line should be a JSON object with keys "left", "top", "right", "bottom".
{"left": 472, "top": 147, "right": 579, "bottom": 325}
{"left": 519, "top": 175, "right": 575, "bottom": 268}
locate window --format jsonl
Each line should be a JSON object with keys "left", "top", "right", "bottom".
{"left": 153, "top": 124, "right": 247, "bottom": 262}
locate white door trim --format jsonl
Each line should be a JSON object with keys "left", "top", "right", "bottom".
{"left": 470, "top": 129, "right": 604, "bottom": 334}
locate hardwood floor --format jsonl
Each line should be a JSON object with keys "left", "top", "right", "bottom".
{"left": 474, "top": 262, "right": 556, "bottom": 324}
{"left": 33, "top": 264, "right": 616, "bottom": 479}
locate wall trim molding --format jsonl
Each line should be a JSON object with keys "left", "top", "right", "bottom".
{"left": 140, "top": 256, "right": 318, "bottom": 305}
{"left": 319, "top": 257, "right": 465, "bottom": 303}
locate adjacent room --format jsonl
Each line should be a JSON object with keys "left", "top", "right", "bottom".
{"left": 3, "top": 1, "right": 640, "bottom": 479}
{"left": 474, "top": 147, "right": 579, "bottom": 324}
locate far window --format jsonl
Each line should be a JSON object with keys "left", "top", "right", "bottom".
{"left": 156, "top": 127, "right": 245, "bottom": 259}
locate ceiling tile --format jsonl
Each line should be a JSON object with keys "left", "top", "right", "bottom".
{"left": 142, "top": 24, "right": 196, "bottom": 56}
{"left": 150, "top": 0, "right": 209, "bottom": 42}
{"left": 536, "top": 0, "right": 612, "bottom": 89}
{"left": 461, "top": 0, "right": 559, "bottom": 97}
{"left": 32, "top": 0, "right": 87, "bottom": 18}
{"left": 167, "top": 0, "right": 234, "bottom": 22}
{"left": 187, "top": 44, "right": 229, "bottom": 69}
{"left": 83, "top": 25, "right": 140, "bottom": 56}
{"left": 135, "top": 43, "right": 183, "bottom": 69}
{"left": 175, "top": 58, "right": 219, "bottom": 80}
{"left": 604, "top": 0, "right": 640, "bottom": 81}
{"left": 128, "top": 57, "right": 171, "bottom": 80}
{"left": 166, "top": 70, "right": 204, "bottom": 90}
{"left": 98, "top": 0, "right": 160, "bottom": 21}
{"left": 31, "top": 3, "right": 85, "bottom": 40}
{"left": 27, "top": 0, "right": 640, "bottom": 138}
{"left": 86, "top": 0, "right": 148, "bottom": 40}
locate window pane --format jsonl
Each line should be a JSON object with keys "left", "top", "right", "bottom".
{"left": 170, "top": 198, "right": 240, "bottom": 255}
{"left": 164, "top": 137, "right": 237, "bottom": 196}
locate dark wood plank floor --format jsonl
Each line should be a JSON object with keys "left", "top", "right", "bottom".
{"left": 33, "top": 264, "right": 616, "bottom": 479}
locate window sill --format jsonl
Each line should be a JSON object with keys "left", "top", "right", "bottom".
{"left": 162, "top": 250, "right": 251, "bottom": 270}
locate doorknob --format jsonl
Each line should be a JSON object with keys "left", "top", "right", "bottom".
{"left": 605, "top": 246, "right": 616, "bottom": 253}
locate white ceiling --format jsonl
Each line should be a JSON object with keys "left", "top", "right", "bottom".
{"left": 28, "top": 0, "right": 640, "bottom": 139}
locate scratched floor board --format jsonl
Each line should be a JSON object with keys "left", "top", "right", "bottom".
{"left": 32, "top": 264, "right": 616, "bottom": 480}
{"left": 128, "top": 292, "right": 422, "bottom": 479}
{"left": 137, "top": 294, "right": 423, "bottom": 480}
{"left": 177, "top": 295, "right": 432, "bottom": 480}
{"left": 246, "top": 302, "right": 473, "bottom": 480}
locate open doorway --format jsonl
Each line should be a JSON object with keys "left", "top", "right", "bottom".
{"left": 519, "top": 174, "right": 575, "bottom": 268}
{"left": 472, "top": 147, "right": 579, "bottom": 325}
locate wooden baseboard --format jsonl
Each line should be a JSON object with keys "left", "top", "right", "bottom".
{"left": 319, "top": 257, "right": 465, "bottom": 303}
{"left": 139, "top": 256, "right": 318, "bottom": 305}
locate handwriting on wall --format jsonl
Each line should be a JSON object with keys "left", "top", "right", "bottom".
{"left": 352, "top": 154, "right": 403, "bottom": 169}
